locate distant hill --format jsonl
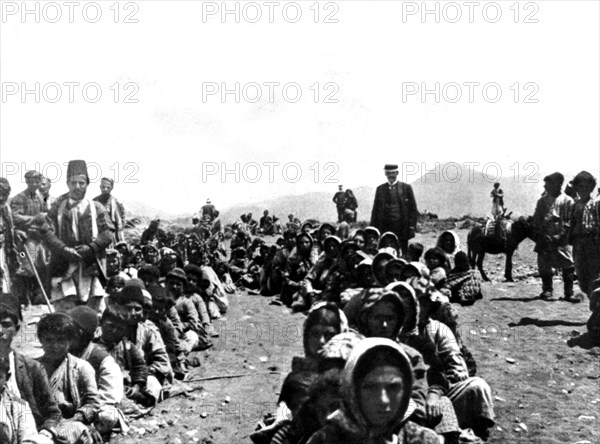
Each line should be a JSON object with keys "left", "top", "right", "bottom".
{"left": 220, "top": 166, "right": 545, "bottom": 224}
{"left": 124, "top": 165, "right": 567, "bottom": 225}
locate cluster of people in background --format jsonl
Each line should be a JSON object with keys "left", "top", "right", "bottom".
{"left": 0, "top": 160, "right": 598, "bottom": 443}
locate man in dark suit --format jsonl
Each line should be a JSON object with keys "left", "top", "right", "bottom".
{"left": 370, "top": 164, "right": 418, "bottom": 254}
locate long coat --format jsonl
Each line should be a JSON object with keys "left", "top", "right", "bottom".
{"left": 370, "top": 182, "right": 418, "bottom": 240}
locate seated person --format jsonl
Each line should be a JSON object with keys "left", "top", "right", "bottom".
{"left": 68, "top": 306, "right": 125, "bottom": 436}
{"left": 306, "top": 338, "right": 441, "bottom": 444}
{"left": 424, "top": 248, "right": 448, "bottom": 290}
{"left": 0, "top": 294, "right": 61, "bottom": 441}
{"left": 0, "top": 355, "right": 42, "bottom": 443}
{"left": 114, "top": 285, "right": 174, "bottom": 403}
{"left": 36, "top": 313, "right": 102, "bottom": 443}
{"left": 97, "top": 306, "right": 153, "bottom": 407}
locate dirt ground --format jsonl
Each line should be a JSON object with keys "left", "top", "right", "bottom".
{"left": 15, "top": 229, "right": 600, "bottom": 444}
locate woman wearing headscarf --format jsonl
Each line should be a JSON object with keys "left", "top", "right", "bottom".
{"left": 252, "top": 303, "right": 348, "bottom": 444}
{"left": 306, "top": 338, "right": 441, "bottom": 444}
{"left": 354, "top": 288, "right": 430, "bottom": 426}
{"left": 300, "top": 236, "right": 341, "bottom": 308}
{"left": 435, "top": 231, "right": 462, "bottom": 273}
{"left": 280, "top": 232, "right": 315, "bottom": 307}
{"left": 413, "top": 283, "right": 495, "bottom": 441}
{"left": 378, "top": 232, "right": 401, "bottom": 257}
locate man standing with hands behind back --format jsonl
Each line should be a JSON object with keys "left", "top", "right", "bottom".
{"left": 370, "top": 164, "right": 418, "bottom": 255}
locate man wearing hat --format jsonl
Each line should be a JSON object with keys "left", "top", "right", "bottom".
{"left": 333, "top": 184, "right": 347, "bottom": 223}
{"left": 10, "top": 170, "right": 48, "bottom": 306}
{"left": 0, "top": 178, "right": 18, "bottom": 293}
{"left": 41, "top": 160, "right": 115, "bottom": 311}
{"left": 533, "top": 172, "right": 577, "bottom": 301}
{"left": 94, "top": 177, "right": 126, "bottom": 244}
{"left": 371, "top": 164, "right": 418, "bottom": 255}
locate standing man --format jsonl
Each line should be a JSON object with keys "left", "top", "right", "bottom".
{"left": 41, "top": 160, "right": 115, "bottom": 311}
{"left": 333, "top": 185, "right": 347, "bottom": 223}
{"left": 0, "top": 178, "right": 18, "bottom": 293}
{"left": 490, "top": 182, "right": 505, "bottom": 217}
{"left": 201, "top": 199, "right": 217, "bottom": 222}
{"left": 39, "top": 176, "right": 55, "bottom": 212}
{"left": 93, "top": 177, "right": 126, "bottom": 243}
{"left": 532, "top": 172, "right": 577, "bottom": 302}
{"left": 10, "top": 170, "right": 47, "bottom": 306}
{"left": 370, "top": 164, "right": 418, "bottom": 255}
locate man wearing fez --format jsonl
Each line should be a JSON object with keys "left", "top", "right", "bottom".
{"left": 370, "top": 164, "right": 418, "bottom": 255}
{"left": 41, "top": 160, "right": 115, "bottom": 311}
{"left": 10, "top": 170, "right": 47, "bottom": 306}
{"left": 93, "top": 177, "right": 126, "bottom": 243}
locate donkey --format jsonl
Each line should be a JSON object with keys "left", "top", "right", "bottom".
{"left": 467, "top": 216, "right": 534, "bottom": 282}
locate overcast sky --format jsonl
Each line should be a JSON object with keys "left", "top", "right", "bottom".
{"left": 1, "top": 1, "right": 598, "bottom": 214}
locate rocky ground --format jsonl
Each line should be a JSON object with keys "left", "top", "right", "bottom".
{"left": 16, "top": 229, "right": 600, "bottom": 444}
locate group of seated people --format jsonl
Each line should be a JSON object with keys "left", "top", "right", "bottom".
{"left": 0, "top": 223, "right": 241, "bottom": 443}
{"left": 235, "top": 223, "right": 494, "bottom": 444}
{"left": 0, "top": 215, "right": 491, "bottom": 443}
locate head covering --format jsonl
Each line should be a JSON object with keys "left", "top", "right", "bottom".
{"left": 184, "top": 264, "right": 203, "bottom": 279}
{"left": 206, "top": 199, "right": 211, "bottom": 204}
{"left": 124, "top": 278, "right": 145, "bottom": 290}
{"left": 364, "top": 226, "right": 381, "bottom": 239}
{"left": 356, "top": 289, "right": 405, "bottom": 338}
{"left": 436, "top": 231, "right": 461, "bottom": 256}
{"left": 385, "top": 282, "right": 418, "bottom": 336}
{"left": 384, "top": 164, "right": 399, "bottom": 172}
{"left": 166, "top": 268, "right": 188, "bottom": 285}
{"left": 68, "top": 306, "right": 99, "bottom": 337}
{"left": 378, "top": 232, "right": 400, "bottom": 252}
{"left": 303, "top": 301, "right": 349, "bottom": 359}
{"left": 323, "top": 235, "right": 342, "bottom": 249}
{"left": 544, "top": 172, "right": 564, "bottom": 184}
{"left": 0, "top": 293, "right": 22, "bottom": 326}
{"left": 372, "top": 251, "right": 395, "bottom": 272}
{"left": 66, "top": 160, "right": 88, "bottom": 179}
{"left": 116, "top": 285, "right": 145, "bottom": 306}
{"left": 318, "top": 331, "right": 365, "bottom": 372}
{"left": 319, "top": 223, "right": 336, "bottom": 238}
{"left": 142, "top": 244, "right": 158, "bottom": 254}
{"left": 572, "top": 171, "right": 597, "bottom": 188}
{"left": 100, "top": 177, "right": 114, "bottom": 186}
{"left": 147, "top": 284, "right": 173, "bottom": 308}
{"left": 0, "top": 178, "right": 11, "bottom": 193}
{"left": 137, "top": 265, "right": 160, "bottom": 280}
{"left": 341, "top": 240, "right": 359, "bottom": 257}
{"left": 106, "top": 248, "right": 119, "bottom": 257}
{"left": 342, "top": 338, "right": 413, "bottom": 434}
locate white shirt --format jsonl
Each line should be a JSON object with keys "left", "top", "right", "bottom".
{"left": 6, "top": 351, "right": 21, "bottom": 398}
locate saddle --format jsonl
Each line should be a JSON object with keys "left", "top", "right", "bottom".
{"left": 484, "top": 209, "right": 513, "bottom": 244}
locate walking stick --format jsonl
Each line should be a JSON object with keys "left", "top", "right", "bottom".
{"left": 19, "top": 250, "right": 54, "bottom": 313}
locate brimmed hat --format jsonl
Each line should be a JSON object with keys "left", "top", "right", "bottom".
{"left": 384, "top": 164, "right": 399, "bottom": 172}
